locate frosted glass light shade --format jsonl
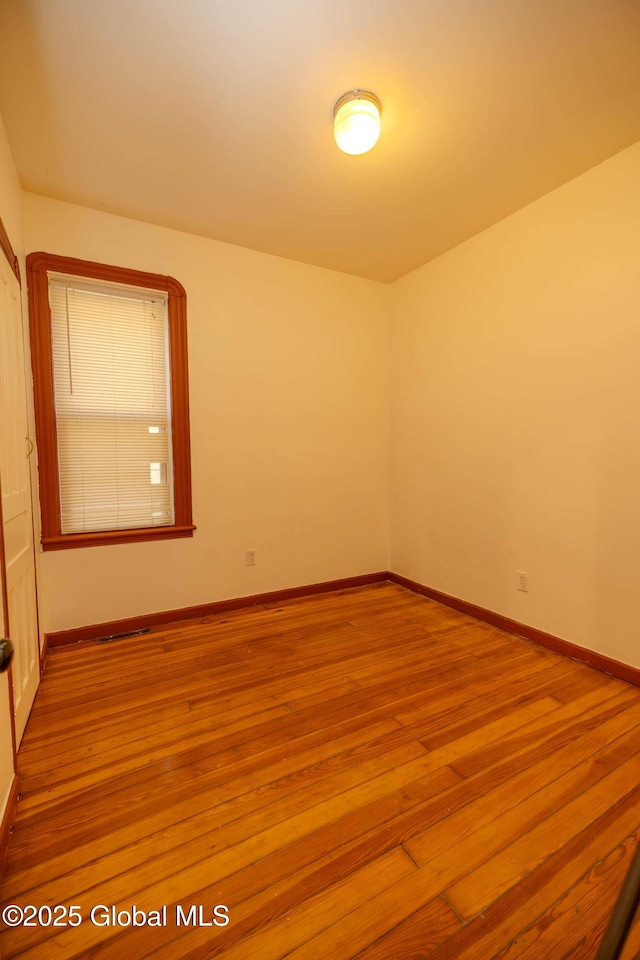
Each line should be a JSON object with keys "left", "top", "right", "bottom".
{"left": 333, "top": 91, "right": 381, "bottom": 155}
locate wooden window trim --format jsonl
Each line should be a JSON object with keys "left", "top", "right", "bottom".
{"left": 27, "top": 252, "right": 195, "bottom": 550}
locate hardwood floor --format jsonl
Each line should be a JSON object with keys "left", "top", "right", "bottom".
{"left": 1, "top": 581, "right": 640, "bottom": 959}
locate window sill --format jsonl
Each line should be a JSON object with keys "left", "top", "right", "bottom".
{"left": 41, "top": 525, "right": 196, "bottom": 551}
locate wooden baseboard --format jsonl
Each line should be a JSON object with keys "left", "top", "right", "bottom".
{"left": 42, "top": 568, "right": 640, "bottom": 688}
{"left": 45, "top": 572, "right": 390, "bottom": 648}
{"left": 388, "top": 572, "right": 640, "bottom": 688}
{"left": 0, "top": 775, "right": 20, "bottom": 877}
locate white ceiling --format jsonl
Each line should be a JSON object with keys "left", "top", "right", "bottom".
{"left": 1, "top": 0, "right": 639, "bottom": 282}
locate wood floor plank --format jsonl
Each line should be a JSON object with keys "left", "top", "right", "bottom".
{"left": 492, "top": 830, "right": 639, "bottom": 959}
{"left": 350, "top": 896, "right": 463, "bottom": 960}
{"left": 449, "top": 685, "right": 640, "bottom": 780}
{"left": 204, "top": 848, "right": 417, "bottom": 960}
{"left": 5, "top": 718, "right": 402, "bottom": 888}
{"left": 258, "top": 871, "right": 460, "bottom": 960}
{"left": 2, "top": 582, "right": 639, "bottom": 960}
{"left": 445, "top": 755, "right": 640, "bottom": 919}
{"left": 1, "top": 748, "right": 443, "bottom": 957}
{"left": 402, "top": 722, "right": 640, "bottom": 916}
{"left": 85, "top": 768, "right": 460, "bottom": 960}
{"left": 421, "top": 789, "right": 640, "bottom": 960}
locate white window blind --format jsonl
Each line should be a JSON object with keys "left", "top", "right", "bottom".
{"left": 48, "top": 273, "right": 174, "bottom": 534}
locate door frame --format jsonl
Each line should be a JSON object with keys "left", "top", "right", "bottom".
{"left": 0, "top": 212, "right": 19, "bottom": 760}
{"left": 0, "top": 215, "right": 41, "bottom": 746}
{"left": 0, "top": 213, "right": 19, "bottom": 868}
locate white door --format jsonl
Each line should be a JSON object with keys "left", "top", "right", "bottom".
{"left": 0, "top": 258, "right": 39, "bottom": 744}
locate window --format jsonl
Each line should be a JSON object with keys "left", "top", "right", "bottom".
{"left": 27, "top": 253, "right": 194, "bottom": 549}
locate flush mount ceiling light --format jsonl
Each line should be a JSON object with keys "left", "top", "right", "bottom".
{"left": 333, "top": 90, "right": 381, "bottom": 155}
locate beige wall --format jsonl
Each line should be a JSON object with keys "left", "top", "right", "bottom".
{"left": 0, "top": 112, "right": 20, "bottom": 828}
{"left": 22, "top": 194, "right": 391, "bottom": 634}
{"left": 390, "top": 140, "right": 640, "bottom": 669}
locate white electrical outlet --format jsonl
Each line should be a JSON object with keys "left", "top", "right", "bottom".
{"left": 245, "top": 549, "right": 256, "bottom": 566}
{"left": 516, "top": 571, "right": 529, "bottom": 592}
